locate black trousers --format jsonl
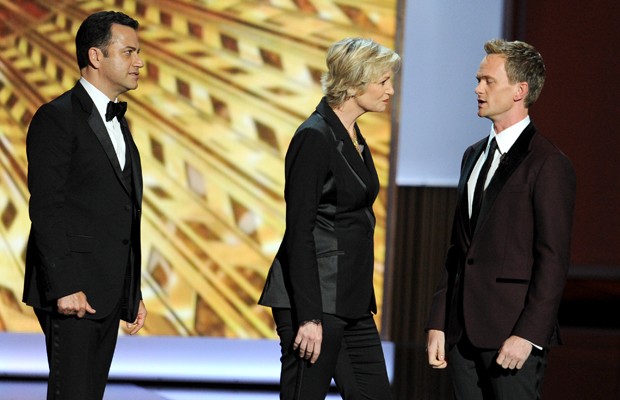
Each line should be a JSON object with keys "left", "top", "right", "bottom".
{"left": 448, "top": 336, "right": 548, "bottom": 400}
{"left": 273, "top": 308, "right": 391, "bottom": 400}
{"left": 35, "top": 303, "right": 122, "bottom": 400}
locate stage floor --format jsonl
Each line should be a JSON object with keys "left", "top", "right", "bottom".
{"left": 0, "top": 334, "right": 391, "bottom": 400}
{"left": 0, "top": 380, "right": 343, "bottom": 400}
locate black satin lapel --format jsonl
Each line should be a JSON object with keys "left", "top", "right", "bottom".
{"left": 459, "top": 142, "right": 485, "bottom": 238}
{"left": 359, "top": 139, "right": 379, "bottom": 199}
{"left": 343, "top": 136, "right": 373, "bottom": 188}
{"left": 315, "top": 98, "right": 377, "bottom": 198}
{"left": 476, "top": 125, "right": 537, "bottom": 230}
{"left": 121, "top": 119, "right": 143, "bottom": 204}
{"left": 88, "top": 112, "right": 130, "bottom": 195}
{"left": 323, "top": 121, "right": 376, "bottom": 200}
{"left": 333, "top": 136, "right": 367, "bottom": 191}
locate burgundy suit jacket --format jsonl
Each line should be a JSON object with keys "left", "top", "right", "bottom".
{"left": 427, "top": 122, "right": 576, "bottom": 349}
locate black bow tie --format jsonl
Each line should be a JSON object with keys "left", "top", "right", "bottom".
{"left": 105, "top": 101, "right": 127, "bottom": 121}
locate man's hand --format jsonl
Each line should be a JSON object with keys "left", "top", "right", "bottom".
{"left": 427, "top": 329, "right": 448, "bottom": 369}
{"left": 56, "top": 291, "right": 96, "bottom": 318}
{"left": 126, "top": 300, "right": 147, "bottom": 335}
{"left": 496, "top": 335, "right": 533, "bottom": 370}
{"left": 293, "top": 321, "right": 323, "bottom": 364}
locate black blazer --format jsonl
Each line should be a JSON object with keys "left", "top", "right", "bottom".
{"left": 427, "top": 122, "right": 576, "bottom": 349}
{"left": 259, "top": 98, "right": 380, "bottom": 323}
{"left": 23, "top": 81, "right": 143, "bottom": 322}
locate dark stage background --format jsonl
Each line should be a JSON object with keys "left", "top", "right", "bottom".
{"left": 386, "top": 1, "right": 620, "bottom": 399}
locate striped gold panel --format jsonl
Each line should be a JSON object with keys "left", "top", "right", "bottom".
{"left": 0, "top": 0, "right": 396, "bottom": 337}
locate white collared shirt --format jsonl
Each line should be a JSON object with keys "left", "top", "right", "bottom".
{"left": 467, "top": 116, "right": 530, "bottom": 217}
{"left": 80, "top": 77, "right": 126, "bottom": 169}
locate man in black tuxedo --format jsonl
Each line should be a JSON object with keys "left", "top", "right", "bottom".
{"left": 426, "top": 39, "right": 576, "bottom": 399}
{"left": 23, "top": 11, "right": 146, "bottom": 399}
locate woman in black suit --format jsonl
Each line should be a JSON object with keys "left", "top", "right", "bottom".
{"left": 259, "top": 38, "right": 400, "bottom": 400}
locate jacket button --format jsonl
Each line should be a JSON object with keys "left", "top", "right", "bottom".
{"left": 467, "top": 258, "right": 474, "bottom": 265}
{"left": 125, "top": 205, "right": 131, "bottom": 211}
{"left": 122, "top": 239, "right": 130, "bottom": 245}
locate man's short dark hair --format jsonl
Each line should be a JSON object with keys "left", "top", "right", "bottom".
{"left": 75, "top": 11, "right": 139, "bottom": 69}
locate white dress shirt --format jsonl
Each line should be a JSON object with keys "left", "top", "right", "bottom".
{"left": 467, "top": 116, "right": 530, "bottom": 217}
{"left": 80, "top": 77, "right": 126, "bottom": 169}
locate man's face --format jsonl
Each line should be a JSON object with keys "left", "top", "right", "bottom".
{"left": 474, "top": 54, "right": 520, "bottom": 123}
{"left": 97, "top": 23, "right": 143, "bottom": 99}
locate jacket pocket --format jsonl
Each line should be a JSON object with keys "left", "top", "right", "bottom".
{"left": 67, "top": 234, "right": 94, "bottom": 253}
{"left": 496, "top": 277, "right": 529, "bottom": 284}
{"left": 317, "top": 250, "right": 345, "bottom": 259}
{"left": 504, "top": 184, "right": 529, "bottom": 193}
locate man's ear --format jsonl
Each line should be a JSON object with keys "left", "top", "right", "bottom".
{"left": 514, "top": 81, "right": 529, "bottom": 102}
{"left": 88, "top": 47, "right": 102, "bottom": 68}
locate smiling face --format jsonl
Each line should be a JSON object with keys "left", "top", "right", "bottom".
{"left": 475, "top": 54, "right": 527, "bottom": 130}
{"left": 353, "top": 71, "right": 395, "bottom": 114}
{"left": 92, "top": 23, "right": 143, "bottom": 99}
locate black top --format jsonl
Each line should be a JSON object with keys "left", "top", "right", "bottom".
{"left": 259, "top": 97, "right": 380, "bottom": 323}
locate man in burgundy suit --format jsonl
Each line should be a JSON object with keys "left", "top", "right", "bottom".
{"left": 426, "top": 39, "right": 576, "bottom": 399}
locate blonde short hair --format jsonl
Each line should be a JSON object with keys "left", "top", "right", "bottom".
{"left": 484, "top": 39, "right": 546, "bottom": 107}
{"left": 321, "top": 38, "right": 401, "bottom": 107}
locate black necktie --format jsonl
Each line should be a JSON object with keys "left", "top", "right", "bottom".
{"left": 470, "top": 138, "right": 497, "bottom": 232}
{"left": 105, "top": 101, "right": 127, "bottom": 122}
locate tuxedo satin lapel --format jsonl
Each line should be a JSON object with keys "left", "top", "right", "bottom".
{"left": 121, "top": 119, "right": 143, "bottom": 204}
{"left": 329, "top": 129, "right": 368, "bottom": 192}
{"left": 73, "top": 83, "right": 131, "bottom": 196}
{"left": 340, "top": 132, "right": 374, "bottom": 191}
{"left": 315, "top": 99, "right": 375, "bottom": 199}
{"left": 459, "top": 141, "right": 485, "bottom": 239}
{"left": 359, "top": 134, "right": 380, "bottom": 199}
{"left": 476, "top": 124, "right": 537, "bottom": 232}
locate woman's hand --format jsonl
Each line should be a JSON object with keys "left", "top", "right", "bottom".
{"left": 293, "top": 320, "right": 323, "bottom": 364}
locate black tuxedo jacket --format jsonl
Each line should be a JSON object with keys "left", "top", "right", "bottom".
{"left": 23, "top": 81, "right": 143, "bottom": 322}
{"left": 259, "top": 98, "right": 380, "bottom": 323}
{"left": 427, "top": 122, "right": 576, "bottom": 349}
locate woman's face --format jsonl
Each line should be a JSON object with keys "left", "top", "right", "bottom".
{"left": 353, "top": 71, "right": 395, "bottom": 113}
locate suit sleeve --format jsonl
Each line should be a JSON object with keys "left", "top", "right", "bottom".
{"left": 426, "top": 145, "right": 475, "bottom": 331}
{"left": 27, "top": 103, "right": 82, "bottom": 300}
{"left": 283, "top": 127, "right": 331, "bottom": 323}
{"left": 512, "top": 152, "right": 576, "bottom": 345}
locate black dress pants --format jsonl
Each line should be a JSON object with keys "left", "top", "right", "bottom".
{"left": 273, "top": 308, "right": 391, "bottom": 400}
{"left": 35, "top": 302, "right": 122, "bottom": 400}
{"left": 448, "top": 336, "right": 548, "bottom": 400}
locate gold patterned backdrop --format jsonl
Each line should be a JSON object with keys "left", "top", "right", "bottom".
{"left": 0, "top": 0, "right": 396, "bottom": 337}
